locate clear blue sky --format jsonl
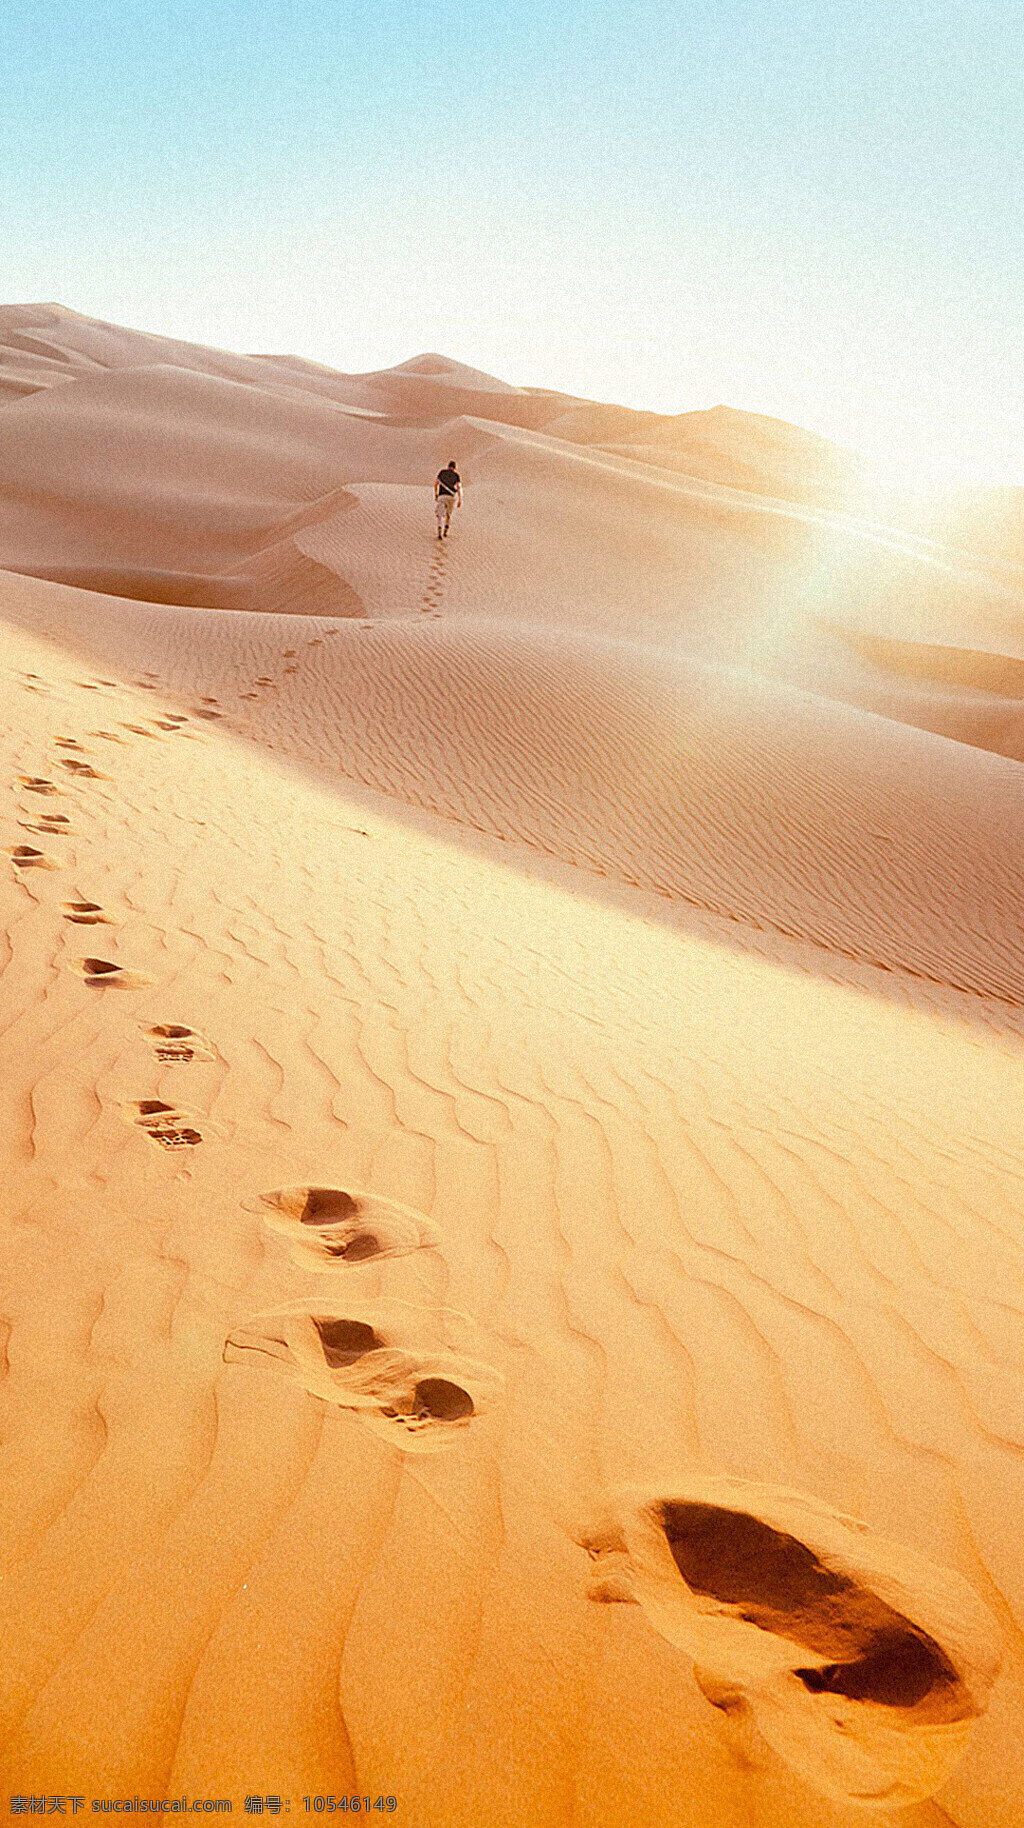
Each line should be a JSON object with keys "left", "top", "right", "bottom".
{"left": 1, "top": 0, "right": 1021, "bottom": 482}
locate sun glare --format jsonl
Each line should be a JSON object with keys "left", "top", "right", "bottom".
{"left": 844, "top": 419, "right": 1019, "bottom": 496}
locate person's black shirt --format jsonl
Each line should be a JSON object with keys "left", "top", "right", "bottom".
{"left": 436, "top": 467, "right": 460, "bottom": 496}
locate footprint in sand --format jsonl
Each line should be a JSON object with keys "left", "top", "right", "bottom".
{"left": 91, "top": 729, "right": 129, "bottom": 745}
{"left": 225, "top": 1296, "right": 502, "bottom": 1453}
{"left": 419, "top": 546, "right": 449, "bottom": 616}
{"left": 62, "top": 900, "right": 117, "bottom": 926}
{"left": 57, "top": 758, "right": 110, "bottom": 780}
{"left": 578, "top": 1478, "right": 1002, "bottom": 1809}
{"left": 152, "top": 718, "right": 187, "bottom": 732}
{"left": 192, "top": 707, "right": 224, "bottom": 720}
{"left": 19, "top": 807, "right": 73, "bottom": 835}
{"left": 7, "top": 844, "right": 60, "bottom": 871}
{"left": 71, "top": 956, "right": 153, "bottom": 989}
{"left": 120, "top": 722, "right": 160, "bottom": 738}
{"left": 250, "top": 1183, "right": 441, "bottom": 1271}
{"left": 124, "top": 1099, "right": 205, "bottom": 1150}
{"left": 21, "top": 810, "right": 74, "bottom": 836}
{"left": 17, "top": 775, "right": 61, "bottom": 796}
{"left": 54, "top": 737, "right": 87, "bottom": 752}
{"left": 144, "top": 1022, "right": 216, "bottom": 1064}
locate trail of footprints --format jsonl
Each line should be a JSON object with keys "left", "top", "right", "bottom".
{"left": 9, "top": 673, "right": 501, "bottom": 1453}
{"left": 224, "top": 1199, "right": 1003, "bottom": 1794}
{"left": 227, "top": 1184, "right": 502, "bottom": 1453}
{"left": 7, "top": 663, "right": 1005, "bottom": 1807}
{"left": 7, "top": 683, "right": 215, "bottom": 1146}
{"left": 420, "top": 537, "right": 448, "bottom": 617}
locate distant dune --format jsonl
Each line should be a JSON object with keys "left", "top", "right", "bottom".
{"left": 0, "top": 306, "right": 1022, "bottom": 1824}
{"left": 2, "top": 302, "right": 1024, "bottom": 758}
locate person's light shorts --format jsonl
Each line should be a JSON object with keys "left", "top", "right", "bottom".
{"left": 435, "top": 494, "right": 456, "bottom": 524}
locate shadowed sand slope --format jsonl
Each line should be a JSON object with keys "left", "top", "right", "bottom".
{"left": 0, "top": 602, "right": 1022, "bottom": 1823}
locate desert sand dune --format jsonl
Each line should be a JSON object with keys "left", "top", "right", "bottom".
{"left": 547, "top": 398, "right": 869, "bottom": 505}
{"left": 541, "top": 396, "right": 1024, "bottom": 572}
{"left": 0, "top": 592, "right": 1022, "bottom": 1823}
{"left": 4, "top": 308, "right": 1024, "bottom": 821}
{"left": 1, "top": 571, "right": 1021, "bottom": 1022}
{"left": 1, "top": 311, "right": 1024, "bottom": 1822}
{"left": 0, "top": 363, "right": 359, "bottom": 567}
{"left": 3, "top": 305, "right": 1023, "bottom": 660}
{"left": 834, "top": 627, "right": 1024, "bottom": 699}
{"left": 4, "top": 312, "right": 1022, "bottom": 800}
{"left": 0, "top": 305, "right": 570, "bottom": 423}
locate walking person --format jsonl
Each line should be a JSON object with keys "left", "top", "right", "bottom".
{"left": 434, "top": 459, "right": 462, "bottom": 538}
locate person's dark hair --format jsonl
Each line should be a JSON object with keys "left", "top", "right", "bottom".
{"left": 448, "top": 458, "right": 457, "bottom": 468}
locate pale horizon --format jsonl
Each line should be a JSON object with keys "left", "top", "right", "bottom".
{"left": 11, "top": 291, "right": 1021, "bottom": 496}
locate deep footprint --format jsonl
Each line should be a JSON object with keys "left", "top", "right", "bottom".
{"left": 125, "top": 1099, "right": 204, "bottom": 1149}
{"left": 7, "top": 845, "right": 59, "bottom": 871}
{"left": 58, "top": 759, "right": 108, "bottom": 780}
{"left": 72, "top": 957, "right": 153, "bottom": 989}
{"left": 253, "top": 1183, "right": 441, "bottom": 1269}
{"left": 145, "top": 1022, "right": 216, "bottom": 1064}
{"left": 224, "top": 1296, "right": 502, "bottom": 1453}
{"left": 62, "top": 900, "right": 116, "bottom": 925}
{"left": 580, "top": 1478, "right": 1002, "bottom": 1809}
{"left": 21, "top": 811, "right": 74, "bottom": 835}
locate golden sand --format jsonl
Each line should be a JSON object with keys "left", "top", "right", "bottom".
{"left": 0, "top": 305, "right": 1022, "bottom": 1823}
